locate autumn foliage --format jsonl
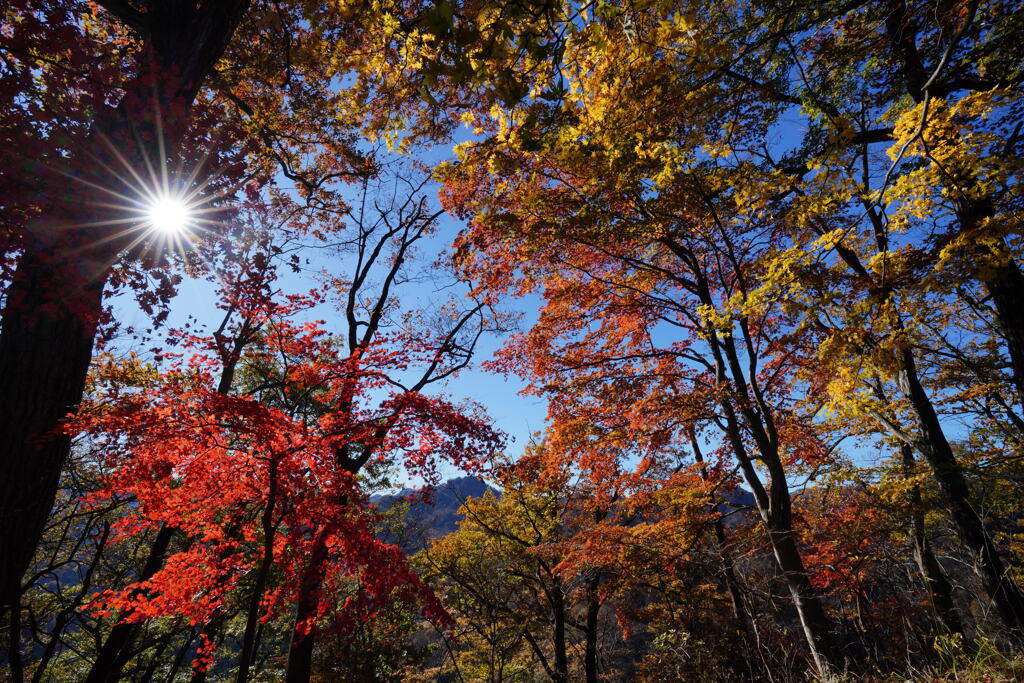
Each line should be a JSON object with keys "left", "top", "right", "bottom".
{"left": 3, "top": 0, "right": 1024, "bottom": 681}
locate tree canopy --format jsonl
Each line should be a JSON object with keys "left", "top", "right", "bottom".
{"left": 2, "top": 0, "right": 1023, "bottom": 681}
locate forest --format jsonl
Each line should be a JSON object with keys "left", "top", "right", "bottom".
{"left": 1, "top": 0, "right": 1023, "bottom": 681}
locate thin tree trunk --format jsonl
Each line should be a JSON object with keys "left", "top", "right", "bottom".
{"left": 662, "top": 250, "right": 842, "bottom": 676}
{"left": 86, "top": 309, "right": 254, "bottom": 682}
{"left": 189, "top": 619, "right": 225, "bottom": 683}
{"left": 584, "top": 575, "right": 600, "bottom": 683}
{"left": 852, "top": 135, "right": 1023, "bottom": 635}
{"left": 688, "top": 431, "right": 757, "bottom": 634}
{"left": 901, "top": 445, "right": 965, "bottom": 638}
{"left": 85, "top": 524, "right": 175, "bottom": 683}
{"left": 135, "top": 631, "right": 177, "bottom": 683}
{"left": 283, "top": 448, "right": 374, "bottom": 683}
{"left": 712, "top": 333, "right": 842, "bottom": 674}
{"left": 727, "top": 411, "right": 841, "bottom": 675}
{"left": 235, "top": 459, "right": 280, "bottom": 683}
{"left": 162, "top": 628, "right": 199, "bottom": 683}
{"left": 687, "top": 427, "right": 762, "bottom": 677}
{"left": 31, "top": 522, "right": 110, "bottom": 683}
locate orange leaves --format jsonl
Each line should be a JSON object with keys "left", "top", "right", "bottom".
{"left": 797, "top": 488, "right": 891, "bottom": 597}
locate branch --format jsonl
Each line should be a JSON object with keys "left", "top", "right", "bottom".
{"left": 92, "top": 0, "right": 149, "bottom": 37}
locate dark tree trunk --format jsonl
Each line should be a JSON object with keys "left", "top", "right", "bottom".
{"left": 901, "top": 445, "right": 965, "bottom": 638}
{"left": 162, "top": 629, "right": 199, "bottom": 683}
{"left": 0, "top": 0, "right": 251, "bottom": 612}
{"left": 551, "top": 582, "right": 569, "bottom": 683}
{"left": 898, "top": 349, "right": 1024, "bottom": 634}
{"left": 0, "top": 248, "right": 107, "bottom": 611}
{"left": 86, "top": 313, "right": 250, "bottom": 682}
{"left": 85, "top": 524, "right": 175, "bottom": 683}
{"left": 7, "top": 591, "right": 24, "bottom": 683}
{"left": 955, "top": 196, "right": 1024, "bottom": 409}
{"left": 283, "top": 451, "right": 371, "bottom": 683}
{"left": 284, "top": 532, "right": 330, "bottom": 683}
{"left": 189, "top": 619, "right": 225, "bottom": 683}
{"left": 984, "top": 259, "right": 1024, "bottom": 408}
{"left": 584, "top": 575, "right": 600, "bottom": 683}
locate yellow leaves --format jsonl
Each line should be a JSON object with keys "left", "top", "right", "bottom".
{"left": 746, "top": 229, "right": 843, "bottom": 320}
{"left": 865, "top": 245, "right": 906, "bottom": 277}
{"left": 643, "top": 142, "right": 685, "bottom": 188}
{"left": 787, "top": 170, "right": 859, "bottom": 230}
{"left": 935, "top": 223, "right": 1019, "bottom": 279}
{"left": 88, "top": 353, "right": 160, "bottom": 392}
{"left": 885, "top": 89, "right": 1023, "bottom": 231}
{"left": 450, "top": 141, "right": 473, "bottom": 161}
{"left": 731, "top": 167, "right": 791, "bottom": 218}
{"left": 378, "top": 12, "right": 400, "bottom": 37}
{"left": 653, "top": 10, "right": 697, "bottom": 45}
{"left": 695, "top": 303, "right": 731, "bottom": 334}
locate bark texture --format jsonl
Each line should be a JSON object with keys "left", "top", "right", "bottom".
{"left": 0, "top": 0, "right": 251, "bottom": 612}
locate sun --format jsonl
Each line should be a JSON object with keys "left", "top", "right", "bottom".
{"left": 146, "top": 196, "right": 192, "bottom": 235}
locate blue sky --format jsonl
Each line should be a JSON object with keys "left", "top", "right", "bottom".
{"left": 107, "top": 164, "right": 550, "bottom": 487}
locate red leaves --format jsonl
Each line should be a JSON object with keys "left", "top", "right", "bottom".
{"left": 192, "top": 633, "right": 217, "bottom": 673}
{"left": 76, "top": 295, "right": 501, "bottom": 666}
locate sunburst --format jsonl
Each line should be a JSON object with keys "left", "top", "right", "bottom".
{"left": 146, "top": 194, "right": 193, "bottom": 236}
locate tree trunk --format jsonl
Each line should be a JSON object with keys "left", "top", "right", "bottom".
{"left": 189, "top": 619, "right": 225, "bottom": 683}
{"left": 584, "top": 575, "right": 600, "bottom": 683}
{"left": 284, "top": 531, "right": 330, "bottom": 683}
{"left": 901, "top": 445, "right": 965, "bottom": 638}
{"left": 7, "top": 591, "right": 24, "bottom": 683}
{"left": 85, "top": 524, "right": 175, "bottom": 683}
{"left": 725, "top": 413, "right": 842, "bottom": 675}
{"left": 959, "top": 196, "right": 1024, "bottom": 409}
{"left": 689, "top": 430, "right": 758, "bottom": 642}
{"left": 709, "top": 328, "right": 842, "bottom": 675}
{"left": 984, "top": 259, "right": 1024, "bottom": 409}
{"left": 0, "top": 247, "right": 107, "bottom": 611}
{"left": 551, "top": 582, "right": 569, "bottom": 683}
{"left": 85, "top": 310, "right": 252, "bottom": 681}
{"left": 0, "top": 0, "right": 251, "bottom": 613}
{"left": 898, "top": 348, "right": 1024, "bottom": 634}
{"left": 769, "top": 517, "right": 843, "bottom": 673}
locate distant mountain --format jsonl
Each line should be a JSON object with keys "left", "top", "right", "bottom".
{"left": 373, "top": 476, "right": 498, "bottom": 552}
{"left": 718, "top": 487, "right": 757, "bottom": 527}
{"left": 372, "top": 476, "right": 757, "bottom": 552}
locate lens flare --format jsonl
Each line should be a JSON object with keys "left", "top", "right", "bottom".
{"left": 147, "top": 196, "right": 192, "bottom": 235}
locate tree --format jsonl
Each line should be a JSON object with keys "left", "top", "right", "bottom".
{"left": 0, "top": 0, "right": 253, "bottom": 614}
{"left": 69, "top": 166, "right": 501, "bottom": 683}
{"left": 0, "top": 0, "right": 426, "bottom": 613}
{"left": 419, "top": 455, "right": 585, "bottom": 683}
{"left": 365, "top": 0, "right": 1024, "bottom": 662}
